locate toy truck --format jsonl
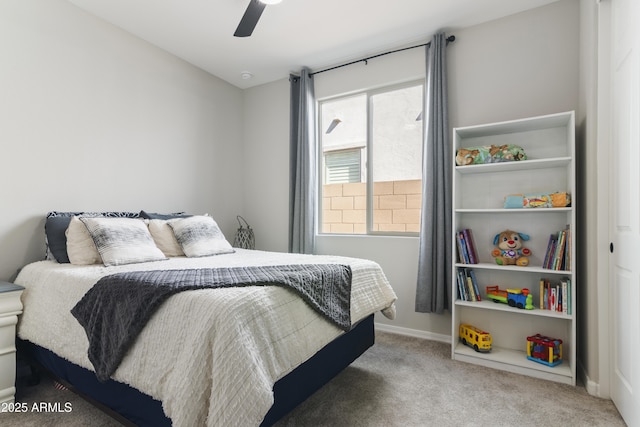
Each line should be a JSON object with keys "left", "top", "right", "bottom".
{"left": 485, "top": 285, "right": 534, "bottom": 310}
{"left": 459, "top": 323, "right": 492, "bottom": 353}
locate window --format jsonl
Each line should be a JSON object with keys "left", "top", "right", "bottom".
{"left": 319, "top": 81, "right": 423, "bottom": 235}
{"left": 324, "top": 149, "right": 362, "bottom": 184}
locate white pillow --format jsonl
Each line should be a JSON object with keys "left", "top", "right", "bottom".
{"left": 79, "top": 217, "right": 167, "bottom": 267}
{"left": 168, "top": 215, "right": 234, "bottom": 257}
{"left": 148, "top": 219, "right": 184, "bottom": 257}
{"left": 65, "top": 216, "right": 101, "bottom": 265}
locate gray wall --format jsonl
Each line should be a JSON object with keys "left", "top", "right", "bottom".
{"left": 243, "top": 0, "right": 580, "bottom": 339}
{"left": 0, "top": 0, "right": 245, "bottom": 280}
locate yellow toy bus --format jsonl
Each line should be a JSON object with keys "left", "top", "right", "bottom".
{"left": 459, "top": 323, "right": 492, "bottom": 353}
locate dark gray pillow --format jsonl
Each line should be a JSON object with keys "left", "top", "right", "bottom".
{"left": 139, "top": 210, "right": 189, "bottom": 220}
{"left": 44, "top": 211, "right": 140, "bottom": 262}
{"left": 45, "top": 216, "right": 74, "bottom": 263}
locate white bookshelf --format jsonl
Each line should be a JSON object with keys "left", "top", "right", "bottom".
{"left": 451, "top": 111, "right": 576, "bottom": 386}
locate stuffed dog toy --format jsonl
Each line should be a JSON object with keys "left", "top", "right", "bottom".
{"left": 492, "top": 230, "right": 531, "bottom": 266}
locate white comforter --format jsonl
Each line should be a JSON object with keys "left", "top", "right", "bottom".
{"left": 15, "top": 249, "right": 397, "bottom": 427}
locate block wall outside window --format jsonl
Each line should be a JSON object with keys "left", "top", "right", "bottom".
{"left": 321, "top": 179, "right": 422, "bottom": 234}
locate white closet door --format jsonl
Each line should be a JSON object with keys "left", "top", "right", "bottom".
{"left": 609, "top": 0, "right": 640, "bottom": 425}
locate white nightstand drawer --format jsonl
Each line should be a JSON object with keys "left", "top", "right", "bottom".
{"left": 0, "top": 352, "right": 16, "bottom": 404}
{"left": 0, "top": 291, "right": 23, "bottom": 316}
{"left": 0, "top": 282, "right": 24, "bottom": 405}
{"left": 0, "top": 315, "right": 18, "bottom": 354}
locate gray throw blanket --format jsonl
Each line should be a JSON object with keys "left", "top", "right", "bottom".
{"left": 71, "top": 264, "right": 352, "bottom": 382}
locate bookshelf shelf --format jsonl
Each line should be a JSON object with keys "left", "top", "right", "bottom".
{"left": 454, "top": 299, "right": 574, "bottom": 320}
{"left": 455, "top": 156, "right": 572, "bottom": 174}
{"left": 451, "top": 111, "right": 576, "bottom": 386}
{"left": 453, "top": 342, "right": 573, "bottom": 385}
{"left": 456, "top": 208, "right": 572, "bottom": 214}
{"left": 454, "top": 262, "right": 572, "bottom": 275}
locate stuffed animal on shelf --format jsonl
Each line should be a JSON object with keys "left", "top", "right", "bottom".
{"left": 492, "top": 229, "right": 532, "bottom": 266}
{"left": 455, "top": 144, "right": 527, "bottom": 166}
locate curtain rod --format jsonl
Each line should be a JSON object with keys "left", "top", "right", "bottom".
{"left": 309, "top": 35, "right": 455, "bottom": 77}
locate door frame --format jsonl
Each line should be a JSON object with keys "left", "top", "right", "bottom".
{"left": 596, "top": 0, "right": 611, "bottom": 400}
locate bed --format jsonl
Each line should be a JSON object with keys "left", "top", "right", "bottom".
{"left": 14, "top": 212, "right": 397, "bottom": 426}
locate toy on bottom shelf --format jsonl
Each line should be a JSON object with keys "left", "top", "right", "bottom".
{"left": 485, "top": 286, "right": 534, "bottom": 310}
{"left": 527, "top": 334, "right": 563, "bottom": 367}
{"left": 459, "top": 323, "right": 492, "bottom": 353}
{"left": 492, "top": 229, "right": 532, "bottom": 266}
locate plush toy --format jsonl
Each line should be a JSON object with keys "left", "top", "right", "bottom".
{"left": 492, "top": 230, "right": 531, "bottom": 266}
{"left": 455, "top": 144, "right": 527, "bottom": 166}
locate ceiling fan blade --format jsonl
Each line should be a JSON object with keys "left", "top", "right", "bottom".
{"left": 234, "top": 0, "right": 267, "bottom": 37}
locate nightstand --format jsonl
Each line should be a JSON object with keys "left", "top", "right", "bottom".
{"left": 0, "top": 282, "right": 24, "bottom": 404}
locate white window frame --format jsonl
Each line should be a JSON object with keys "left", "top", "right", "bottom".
{"left": 318, "top": 79, "right": 424, "bottom": 236}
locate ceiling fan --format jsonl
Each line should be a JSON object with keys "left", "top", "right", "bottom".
{"left": 234, "top": 0, "right": 282, "bottom": 38}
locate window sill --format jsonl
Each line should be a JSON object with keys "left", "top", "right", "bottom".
{"left": 316, "top": 232, "right": 419, "bottom": 239}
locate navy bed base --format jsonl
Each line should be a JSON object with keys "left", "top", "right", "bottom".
{"left": 17, "top": 314, "right": 375, "bottom": 426}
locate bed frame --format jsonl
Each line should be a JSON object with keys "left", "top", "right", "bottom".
{"left": 17, "top": 314, "right": 375, "bottom": 426}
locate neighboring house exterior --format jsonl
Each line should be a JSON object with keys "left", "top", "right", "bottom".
{"left": 320, "top": 84, "right": 423, "bottom": 233}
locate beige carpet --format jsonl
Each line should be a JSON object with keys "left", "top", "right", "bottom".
{"left": 277, "top": 332, "right": 625, "bottom": 426}
{"left": 2, "top": 331, "right": 626, "bottom": 426}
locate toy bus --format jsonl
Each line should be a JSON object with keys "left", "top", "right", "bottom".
{"left": 459, "top": 323, "right": 492, "bottom": 353}
{"left": 485, "top": 285, "right": 534, "bottom": 310}
{"left": 527, "top": 334, "right": 562, "bottom": 367}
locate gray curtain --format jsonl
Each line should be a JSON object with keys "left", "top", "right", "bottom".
{"left": 416, "top": 33, "right": 452, "bottom": 314}
{"left": 288, "top": 67, "right": 317, "bottom": 254}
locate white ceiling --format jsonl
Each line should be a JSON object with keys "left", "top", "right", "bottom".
{"left": 67, "top": 0, "right": 560, "bottom": 89}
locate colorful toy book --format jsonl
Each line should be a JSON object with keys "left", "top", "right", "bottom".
{"left": 538, "top": 278, "right": 571, "bottom": 314}
{"left": 456, "top": 268, "right": 481, "bottom": 302}
{"left": 456, "top": 228, "right": 479, "bottom": 264}
{"left": 542, "top": 228, "right": 571, "bottom": 270}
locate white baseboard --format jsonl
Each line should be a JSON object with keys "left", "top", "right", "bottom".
{"left": 584, "top": 375, "right": 600, "bottom": 397}
{"left": 578, "top": 360, "right": 603, "bottom": 397}
{"left": 375, "top": 322, "right": 451, "bottom": 344}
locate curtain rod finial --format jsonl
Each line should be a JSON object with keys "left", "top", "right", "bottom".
{"left": 446, "top": 35, "right": 456, "bottom": 43}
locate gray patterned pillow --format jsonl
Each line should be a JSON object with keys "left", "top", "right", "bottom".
{"left": 79, "top": 217, "right": 167, "bottom": 266}
{"left": 167, "top": 215, "right": 234, "bottom": 257}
